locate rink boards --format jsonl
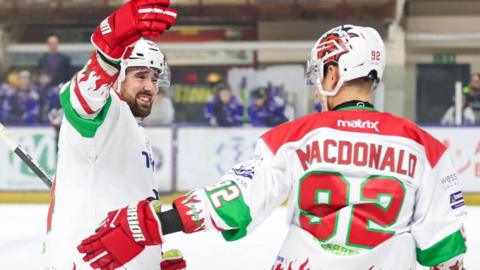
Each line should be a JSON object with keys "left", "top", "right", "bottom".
{"left": 0, "top": 126, "right": 479, "bottom": 204}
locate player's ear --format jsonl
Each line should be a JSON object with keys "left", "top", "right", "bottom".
{"left": 322, "top": 65, "right": 340, "bottom": 92}
{"left": 328, "top": 64, "right": 340, "bottom": 84}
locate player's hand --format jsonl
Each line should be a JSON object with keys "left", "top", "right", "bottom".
{"left": 161, "top": 249, "right": 187, "bottom": 270}
{"left": 77, "top": 199, "right": 164, "bottom": 270}
{"left": 92, "top": 0, "right": 177, "bottom": 61}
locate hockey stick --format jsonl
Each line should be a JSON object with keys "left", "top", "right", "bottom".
{"left": 0, "top": 122, "right": 53, "bottom": 189}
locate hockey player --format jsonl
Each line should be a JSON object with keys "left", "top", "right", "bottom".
{"left": 44, "top": 1, "right": 186, "bottom": 269}
{"left": 78, "top": 25, "right": 467, "bottom": 270}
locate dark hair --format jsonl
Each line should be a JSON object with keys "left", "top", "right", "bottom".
{"left": 214, "top": 83, "right": 230, "bottom": 93}
{"left": 323, "top": 62, "right": 338, "bottom": 78}
{"left": 324, "top": 63, "right": 378, "bottom": 90}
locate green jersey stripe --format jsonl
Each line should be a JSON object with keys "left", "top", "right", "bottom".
{"left": 416, "top": 229, "right": 466, "bottom": 266}
{"left": 204, "top": 181, "right": 253, "bottom": 241}
{"left": 59, "top": 82, "right": 112, "bottom": 138}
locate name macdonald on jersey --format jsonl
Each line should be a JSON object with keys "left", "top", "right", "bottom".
{"left": 296, "top": 139, "right": 418, "bottom": 178}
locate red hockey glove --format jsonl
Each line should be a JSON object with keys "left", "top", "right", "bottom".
{"left": 92, "top": 0, "right": 177, "bottom": 61}
{"left": 77, "top": 200, "right": 164, "bottom": 270}
{"left": 161, "top": 249, "right": 187, "bottom": 270}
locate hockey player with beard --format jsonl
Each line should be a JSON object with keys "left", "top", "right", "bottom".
{"left": 78, "top": 25, "right": 467, "bottom": 270}
{"left": 44, "top": 1, "right": 186, "bottom": 269}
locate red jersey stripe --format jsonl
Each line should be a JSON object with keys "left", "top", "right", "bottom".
{"left": 261, "top": 110, "right": 446, "bottom": 168}
{"left": 73, "top": 80, "right": 95, "bottom": 115}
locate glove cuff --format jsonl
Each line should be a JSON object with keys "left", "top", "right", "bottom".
{"left": 146, "top": 200, "right": 165, "bottom": 244}
{"left": 91, "top": 32, "right": 124, "bottom": 62}
{"left": 173, "top": 193, "right": 207, "bottom": 234}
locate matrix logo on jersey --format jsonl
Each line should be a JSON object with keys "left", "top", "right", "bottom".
{"left": 450, "top": 191, "right": 465, "bottom": 209}
{"left": 337, "top": 119, "right": 379, "bottom": 132}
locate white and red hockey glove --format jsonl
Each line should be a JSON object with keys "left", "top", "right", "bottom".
{"left": 92, "top": 0, "right": 177, "bottom": 61}
{"left": 77, "top": 199, "right": 164, "bottom": 270}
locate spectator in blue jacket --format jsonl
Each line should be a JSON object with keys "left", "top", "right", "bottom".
{"left": 0, "top": 71, "right": 18, "bottom": 122}
{"left": 37, "top": 70, "right": 61, "bottom": 124}
{"left": 248, "top": 86, "right": 288, "bottom": 127}
{"left": 37, "top": 35, "right": 72, "bottom": 85}
{"left": 0, "top": 70, "right": 41, "bottom": 125}
{"left": 204, "top": 84, "right": 243, "bottom": 127}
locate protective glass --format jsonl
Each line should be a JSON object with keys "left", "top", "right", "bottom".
{"left": 157, "top": 62, "right": 171, "bottom": 89}
{"left": 305, "top": 58, "right": 322, "bottom": 86}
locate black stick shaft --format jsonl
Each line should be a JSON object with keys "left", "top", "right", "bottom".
{"left": 14, "top": 146, "right": 53, "bottom": 189}
{"left": 0, "top": 123, "right": 53, "bottom": 190}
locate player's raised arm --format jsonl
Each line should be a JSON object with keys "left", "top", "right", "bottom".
{"left": 60, "top": 0, "right": 176, "bottom": 122}
{"left": 411, "top": 132, "right": 467, "bottom": 269}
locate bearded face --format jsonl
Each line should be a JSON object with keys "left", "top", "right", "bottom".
{"left": 120, "top": 67, "right": 160, "bottom": 118}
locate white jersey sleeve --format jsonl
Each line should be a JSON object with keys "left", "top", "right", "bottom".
{"left": 173, "top": 138, "right": 291, "bottom": 240}
{"left": 412, "top": 148, "right": 467, "bottom": 267}
{"left": 59, "top": 52, "right": 118, "bottom": 138}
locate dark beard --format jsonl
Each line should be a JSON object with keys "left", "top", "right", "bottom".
{"left": 127, "top": 98, "right": 152, "bottom": 118}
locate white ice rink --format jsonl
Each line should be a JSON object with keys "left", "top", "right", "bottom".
{"left": 0, "top": 204, "right": 479, "bottom": 269}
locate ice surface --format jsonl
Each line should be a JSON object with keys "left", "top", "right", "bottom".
{"left": 0, "top": 204, "right": 478, "bottom": 269}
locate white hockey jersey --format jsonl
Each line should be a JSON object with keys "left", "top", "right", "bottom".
{"left": 44, "top": 53, "right": 162, "bottom": 270}
{"left": 173, "top": 103, "right": 467, "bottom": 270}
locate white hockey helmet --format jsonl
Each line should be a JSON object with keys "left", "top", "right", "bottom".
{"left": 305, "top": 24, "right": 385, "bottom": 97}
{"left": 119, "top": 38, "right": 170, "bottom": 89}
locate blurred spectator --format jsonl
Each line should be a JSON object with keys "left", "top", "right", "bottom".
{"left": 143, "top": 88, "right": 175, "bottom": 126}
{"left": 37, "top": 35, "right": 72, "bottom": 85}
{"left": 204, "top": 84, "right": 243, "bottom": 127}
{"left": 18, "top": 70, "right": 42, "bottom": 124}
{"left": 0, "top": 70, "right": 41, "bottom": 124}
{"left": 248, "top": 86, "right": 288, "bottom": 127}
{"left": 37, "top": 70, "right": 61, "bottom": 123}
{"left": 441, "top": 94, "right": 475, "bottom": 126}
{"left": 463, "top": 73, "right": 480, "bottom": 123}
{"left": 0, "top": 71, "right": 19, "bottom": 122}
{"left": 314, "top": 102, "right": 322, "bottom": 112}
